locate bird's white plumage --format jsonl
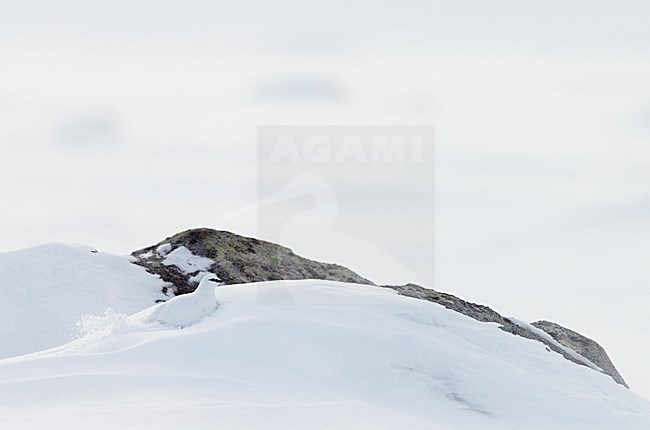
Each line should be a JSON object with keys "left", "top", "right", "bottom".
{"left": 129, "top": 274, "right": 220, "bottom": 328}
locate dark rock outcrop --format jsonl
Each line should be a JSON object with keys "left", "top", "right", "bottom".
{"left": 131, "top": 228, "right": 627, "bottom": 388}
{"left": 132, "top": 228, "right": 373, "bottom": 295}
{"left": 532, "top": 320, "right": 628, "bottom": 388}
{"left": 381, "top": 283, "right": 627, "bottom": 388}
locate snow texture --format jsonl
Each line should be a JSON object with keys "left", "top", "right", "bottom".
{"left": 162, "top": 245, "right": 215, "bottom": 274}
{"left": 510, "top": 317, "right": 604, "bottom": 372}
{"left": 1, "top": 279, "right": 649, "bottom": 430}
{"left": 0, "top": 243, "right": 167, "bottom": 359}
{"left": 156, "top": 243, "right": 172, "bottom": 256}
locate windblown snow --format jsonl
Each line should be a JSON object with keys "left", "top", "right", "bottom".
{"left": 1, "top": 272, "right": 649, "bottom": 429}
{"left": 0, "top": 243, "right": 167, "bottom": 359}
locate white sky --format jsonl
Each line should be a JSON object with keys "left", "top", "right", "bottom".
{"left": 1, "top": 0, "right": 650, "bottom": 397}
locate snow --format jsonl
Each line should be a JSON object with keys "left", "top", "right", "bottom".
{"left": 509, "top": 317, "right": 604, "bottom": 372}
{"left": 162, "top": 245, "right": 214, "bottom": 274}
{"left": 1, "top": 279, "right": 649, "bottom": 429}
{"left": 0, "top": 243, "right": 167, "bottom": 359}
{"left": 129, "top": 274, "right": 220, "bottom": 328}
{"left": 156, "top": 243, "right": 173, "bottom": 256}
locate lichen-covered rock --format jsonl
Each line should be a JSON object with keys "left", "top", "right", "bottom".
{"left": 532, "top": 320, "right": 628, "bottom": 388}
{"left": 131, "top": 229, "right": 627, "bottom": 389}
{"left": 132, "top": 228, "right": 373, "bottom": 295}
{"left": 381, "top": 283, "right": 628, "bottom": 388}
{"left": 381, "top": 283, "right": 507, "bottom": 324}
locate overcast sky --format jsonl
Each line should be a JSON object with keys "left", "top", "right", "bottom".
{"left": 1, "top": 0, "right": 650, "bottom": 397}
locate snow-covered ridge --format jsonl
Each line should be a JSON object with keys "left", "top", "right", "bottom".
{"left": 131, "top": 229, "right": 629, "bottom": 387}
{"left": 1, "top": 280, "right": 649, "bottom": 430}
{"left": 383, "top": 282, "right": 628, "bottom": 387}
{"left": 510, "top": 318, "right": 603, "bottom": 372}
{"left": 0, "top": 238, "right": 638, "bottom": 428}
{"left": 0, "top": 238, "right": 629, "bottom": 389}
{"left": 0, "top": 243, "right": 167, "bottom": 360}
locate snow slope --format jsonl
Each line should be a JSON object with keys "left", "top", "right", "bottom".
{"left": 0, "top": 243, "right": 167, "bottom": 359}
{"left": 1, "top": 280, "right": 649, "bottom": 430}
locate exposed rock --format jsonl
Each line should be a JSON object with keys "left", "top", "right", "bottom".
{"left": 381, "top": 283, "right": 627, "bottom": 388}
{"left": 532, "top": 320, "right": 628, "bottom": 388}
{"left": 132, "top": 228, "right": 373, "bottom": 295}
{"left": 131, "top": 228, "right": 627, "bottom": 388}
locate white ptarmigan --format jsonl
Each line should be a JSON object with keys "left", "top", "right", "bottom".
{"left": 129, "top": 274, "right": 220, "bottom": 328}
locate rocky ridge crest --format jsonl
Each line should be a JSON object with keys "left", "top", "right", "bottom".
{"left": 132, "top": 228, "right": 627, "bottom": 388}
{"left": 132, "top": 228, "right": 373, "bottom": 295}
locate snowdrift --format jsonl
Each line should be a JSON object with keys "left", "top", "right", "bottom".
{"left": 0, "top": 243, "right": 167, "bottom": 359}
{"left": 1, "top": 280, "right": 649, "bottom": 430}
